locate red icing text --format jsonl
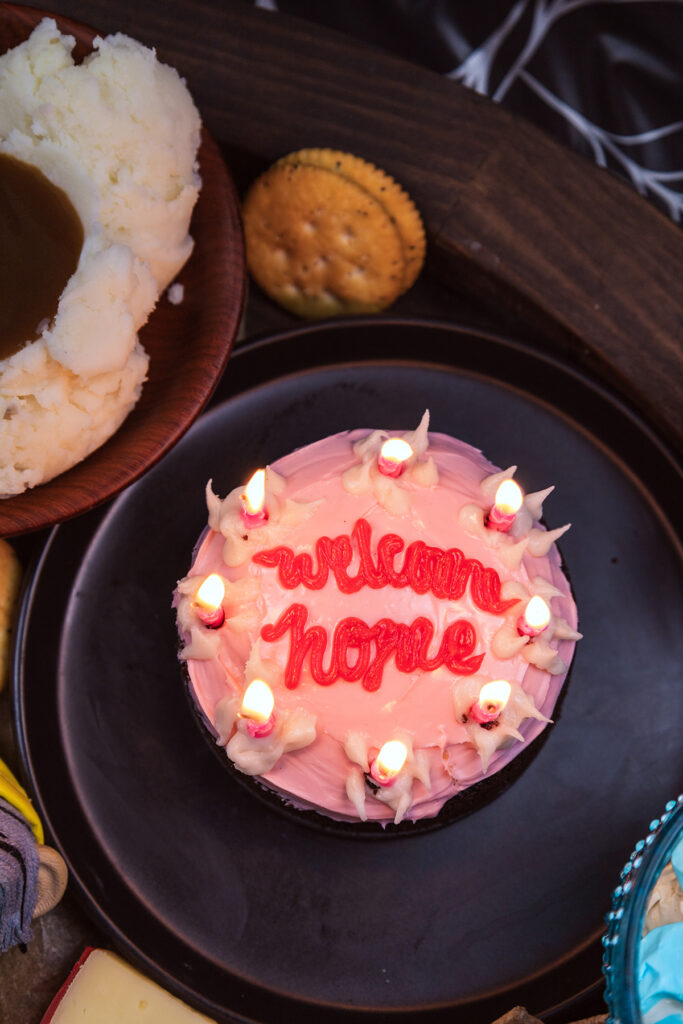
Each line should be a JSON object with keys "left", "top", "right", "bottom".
{"left": 261, "top": 603, "right": 484, "bottom": 691}
{"left": 253, "top": 517, "right": 517, "bottom": 614}
{"left": 252, "top": 519, "right": 519, "bottom": 691}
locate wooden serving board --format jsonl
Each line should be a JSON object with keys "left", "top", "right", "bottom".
{"left": 8, "top": 0, "right": 683, "bottom": 448}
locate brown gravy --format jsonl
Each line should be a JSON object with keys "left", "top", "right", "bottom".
{"left": 0, "top": 153, "right": 84, "bottom": 361}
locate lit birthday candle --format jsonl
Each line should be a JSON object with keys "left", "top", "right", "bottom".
{"left": 517, "top": 595, "right": 551, "bottom": 638}
{"left": 487, "top": 479, "right": 523, "bottom": 532}
{"left": 240, "top": 679, "right": 276, "bottom": 737}
{"left": 241, "top": 469, "right": 268, "bottom": 527}
{"left": 369, "top": 740, "right": 408, "bottom": 786}
{"left": 193, "top": 573, "right": 225, "bottom": 629}
{"left": 468, "top": 680, "right": 512, "bottom": 724}
{"left": 377, "top": 438, "right": 413, "bottom": 478}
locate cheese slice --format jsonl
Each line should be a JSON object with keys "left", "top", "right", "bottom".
{"left": 41, "top": 948, "right": 217, "bottom": 1023}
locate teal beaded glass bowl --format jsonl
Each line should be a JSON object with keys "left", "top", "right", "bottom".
{"left": 603, "top": 794, "right": 683, "bottom": 1023}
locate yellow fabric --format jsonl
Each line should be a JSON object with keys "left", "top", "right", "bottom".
{"left": 0, "top": 757, "right": 43, "bottom": 844}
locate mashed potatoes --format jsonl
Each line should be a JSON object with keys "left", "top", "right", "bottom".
{"left": 0, "top": 19, "right": 201, "bottom": 496}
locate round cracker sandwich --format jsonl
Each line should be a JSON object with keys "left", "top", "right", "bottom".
{"left": 242, "top": 149, "right": 425, "bottom": 318}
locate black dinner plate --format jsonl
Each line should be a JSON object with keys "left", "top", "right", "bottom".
{"left": 13, "top": 319, "right": 683, "bottom": 1023}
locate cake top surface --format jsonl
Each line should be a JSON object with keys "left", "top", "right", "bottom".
{"left": 176, "top": 414, "right": 580, "bottom": 825}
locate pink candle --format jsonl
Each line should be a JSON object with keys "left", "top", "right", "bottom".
{"left": 468, "top": 680, "right": 511, "bottom": 723}
{"left": 486, "top": 479, "right": 523, "bottom": 532}
{"left": 517, "top": 595, "right": 551, "bottom": 638}
{"left": 368, "top": 740, "right": 408, "bottom": 786}
{"left": 245, "top": 716, "right": 275, "bottom": 739}
{"left": 193, "top": 574, "right": 225, "bottom": 629}
{"left": 377, "top": 438, "right": 412, "bottom": 478}
{"left": 240, "top": 680, "right": 276, "bottom": 738}
{"left": 241, "top": 468, "right": 268, "bottom": 527}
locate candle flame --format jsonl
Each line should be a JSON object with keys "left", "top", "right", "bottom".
{"left": 380, "top": 438, "right": 413, "bottom": 465}
{"left": 244, "top": 469, "right": 266, "bottom": 514}
{"left": 376, "top": 739, "right": 408, "bottom": 779}
{"left": 478, "top": 679, "right": 511, "bottom": 713}
{"left": 195, "top": 573, "right": 225, "bottom": 611}
{"left": 241, "top": 679, "right": 274, "bottom": 723}
{"left": 524, "top": 595, "right": 551, "bottom": 631}
{"left": 494, "top": 479, "right": 523, "bottom": 514}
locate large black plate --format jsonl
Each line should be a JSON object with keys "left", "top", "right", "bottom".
{"left": 13, "top": 320, "right": 683, "bottom": 1023}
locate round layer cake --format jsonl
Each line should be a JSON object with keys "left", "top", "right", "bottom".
{"left": 174, "top": 413, "right": 581, "bottom": 828}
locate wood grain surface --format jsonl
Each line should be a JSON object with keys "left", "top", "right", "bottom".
{"left": 7, "top": 0, "right": 680, "bottom": 454}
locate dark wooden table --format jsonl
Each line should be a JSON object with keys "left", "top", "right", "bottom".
{"left": 1, "top": 1, "right": 681, "bottom": 1021}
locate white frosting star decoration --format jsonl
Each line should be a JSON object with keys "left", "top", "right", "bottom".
{"left": 213, "top": 693, "right": 317, "bottom": 776}
{"left": 206, "top": 468, "right": 320, "bottom": 567}
{"left": 458, "top": 466, "right": 571, "bottom": 570}
{"left": 174, "top": 573, "right": 260, "bottom": 657}
{"left": 452, "top": 674, "right": 550, "bottom": 772}
{"left": 341, "top": 410, "right": 439, "bottom": 515}
{"left": 491, "top": 577, "right": 582, "bottom": 675}
{"left": 343, "top": 731, "right": 430, "bottom": 824}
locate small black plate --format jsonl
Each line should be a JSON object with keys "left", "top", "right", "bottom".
{"left": 13, "top": 320, "right": 683, "bottom": 1023}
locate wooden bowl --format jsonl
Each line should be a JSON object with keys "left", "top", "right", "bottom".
{"left": 0, "top": 5, "right": 246, "bottom": 537}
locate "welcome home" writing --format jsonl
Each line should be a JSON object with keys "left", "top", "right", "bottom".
{"left": 253, "top": 518, "right": 518, "bottom": 691}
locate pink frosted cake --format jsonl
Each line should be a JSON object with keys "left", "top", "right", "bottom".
{"left": 174, "top": 413, "right": 581, "bottom": 827}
